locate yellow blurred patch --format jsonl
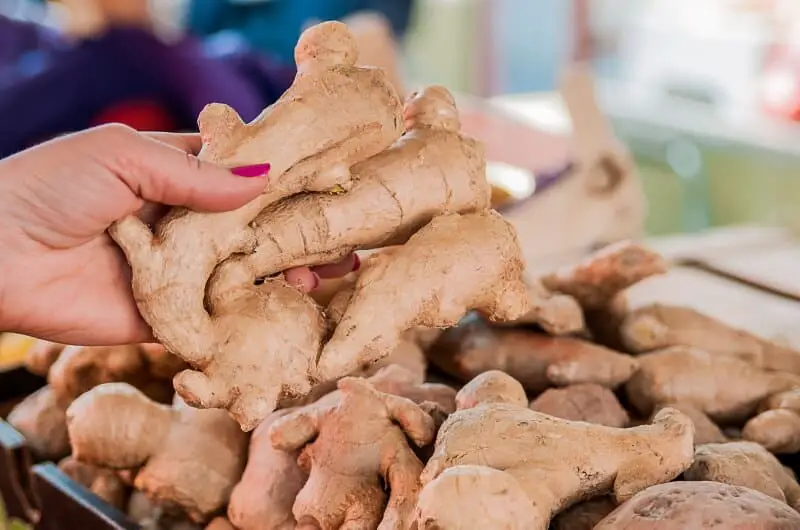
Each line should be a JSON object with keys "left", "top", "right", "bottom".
{"left": 0, "top": 334, "right": 36, "bottom": 369}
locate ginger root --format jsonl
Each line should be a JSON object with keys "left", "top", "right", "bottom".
{"left": 24, "top": 339, "right": 65, "bottom": 376}
{"left": 429, "top": 318, "right": 638, "bottom": 394}
{"left": 621, "top": 304, "right": 800, "bottom": 374}
{"left": 420, "top": 373, "right": 695, "bottom": 530}
{"left": 594, "top": 481, "right": 800, "bottom": 529}
{"left": 413, "top": 465, "right": 539, "bottom": 530}
{"left": 228, "top": 409, "right": 306, "bottom": 530}
{"left": 626, "top": 346, "right": 800, "bottom": 424}
{"left": 6, "top": 386, "right": 70, "bottom": 460}
{"left": 230, "top": 365, "right": 453, "bottom": 530}
{"left": 268, "top": 377, "right": 435, "bottom": 529}
{"left": 109, "top": 20, "right": 404, "bottom": 430}
{"left": 541, "top": 241, "right": 668, "bottom": 310}
{"left": 529, "top": 383, "right": 629, "bottom": 428}
{"left": 47, "top": 343, "right": 179, "bottom": 406}
{"left": 212, "top": 85, "right": 490, "bottom": 282}
{"left": 503, "top": 278, "right": 585, "bottom": 335}
{"left": 743, "top": 409, "right": 800, "bottom": 454}
{"left": 684, "top": 441, "right": 800, "bottom": 509}
{"left": 454, "top": 370, "right": 528, "bottom": 410}
{"left": 316, "top": 210, "right": 530, "bottom": 381}
{"left": 58, "top": 456, "right": 130, "bottom": 510}
{"left": 66, "top": 383, "right": 248, "bottom": 522}
{"left": 651, "top": 401, "right": 727, "bottom": 445}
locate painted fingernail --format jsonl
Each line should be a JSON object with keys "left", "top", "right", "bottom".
{"left": 352, "top": 254, "right": 361, "bottom": 272}
{"left": 231, "top": 163, "right": 271, "bottom": 177}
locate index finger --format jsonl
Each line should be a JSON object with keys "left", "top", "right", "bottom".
{"left": 145, "top": 132, "right": 203, "bottom": 154}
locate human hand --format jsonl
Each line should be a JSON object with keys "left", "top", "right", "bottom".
{"left": 0, "top": 124, "right": 358, "bottom": 345}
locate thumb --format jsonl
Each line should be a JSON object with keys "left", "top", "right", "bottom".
{"left": 99, "top": 125, "right": 269, "bottom": 212}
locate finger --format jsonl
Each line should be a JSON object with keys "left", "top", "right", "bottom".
{"left": 146, "top": 132, "right": 203, "bottom": 154}
{"left": 283, "top": 267, "right": 320, "bottom": 292}
{"left": 312, "top": 254, "right": 360, "bottom": 279}
{"left": 95, "top": 125, "right": 269, "bottom": 212}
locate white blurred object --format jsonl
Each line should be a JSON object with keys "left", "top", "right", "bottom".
{"left": 616, "top": 0, "right": 774, "bottom": 121}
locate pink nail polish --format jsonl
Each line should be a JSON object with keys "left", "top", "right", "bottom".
{"left": 231, "top": 163, "right": 271, "bottom": 177}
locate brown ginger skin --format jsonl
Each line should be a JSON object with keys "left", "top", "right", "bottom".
{"left": 46, "top": 343, "right": 180, "bottom": 406}
{"left": 58, "top": 456, "right": 130, "bottom": 510}
{"left": 24, "top": 340, "right": 66, "bottom": 376}
{"left": 211, "top": 85, "right": 490, "bottom": 282}
{"left": 454, "top": 370, "right": 528, "bottom": 410}
{"left": 651, "top": 401, "right": 727, "bottom": 445}
{"left": 541, "top": 241, "right": 668, "bottom": 310}
{"left": 269, "top": 377, "right": 435, "bottom": 530}
{"left": 530, "top": 383, "right": 629, "bottom": 428}
{"left": 594, "top": 481, "right": 800, "bottom": 529}
{"left": 743, "top": 409, "right": 800, "bottom": 454}
{"left": 421, "top": 373, "right": 695, "bottom": 530}
{"left": 228, "top": 409, "right": 306, "bottom": 530}
{"left": 7, "top": 386, "right": 70, "bottom": 460}
{"left": 503, "top": 278, "right": 585, "bottom": 335}
{"left": 625, "top": 346, "right": 800, "bottom": 424}
{"left": 108, "top": 21, "right": 403, "bottom": 429}
{"left": 66, "top": 383, "right": 248, "bottom": 523}
{"left": 413, "top": 465, "right": 539, "bottom": 530}
{"left": 230, "top": 366, "right": 452, "bottom": 530}
{"left": 316, "top": 210, "right": 531, "bottom": 382}
{"left": 621, "top": 304, "right": 800, "bottom": 374}
{"left": 684, "top": 441, "right": 800, "bottom": 510}
{"left": 429, "top": 318, "right": 639, "bottom": 394}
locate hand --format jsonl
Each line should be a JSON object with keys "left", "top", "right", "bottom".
{"left": 0, "top": 124, "right": 357, "bottom": 345}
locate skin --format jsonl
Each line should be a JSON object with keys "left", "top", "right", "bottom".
{"left": 684, "top": 442, "right": 800, "bottom": 510}
{"left": 0, "top": 126, "right": 355, "bottom": 346}
{"left": 594, "top": 481, "right": 800, "bottom": 529}
{"left": 67, "top": 383, "right": 249, "bottom": 523}
{"left": 422, "top": 373, "right": 695, "bottom": 530}
{"left": 269, "top": 377, "right": 435, "bottom": 530}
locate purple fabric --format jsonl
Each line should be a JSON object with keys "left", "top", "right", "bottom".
{"left": 0, "top": 19, "right": 296, "bottom": 158}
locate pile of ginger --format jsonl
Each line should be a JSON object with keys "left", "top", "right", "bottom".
{"left": 7, "top": 19, "right": 800, "bottom": 530}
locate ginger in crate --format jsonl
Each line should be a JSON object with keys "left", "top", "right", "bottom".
{"left": 47, "top": 344, "right": 179, "bottom": 406}
{"left": 268, "top": 377, "right": 435, "bottom": 529}
{"left": 414, "top": 465, "right": 540, "bottom": 530}
{"left": 651, "top": 401, "right": 728, "bottom": 445}
{"left": 23, "top": 339, "right": 65, "bottom": 376}
{"left": 621, "top": 304, "right": 800, "bottom": 374}
{"left": 228, "top": 409, "right": 306, "bottom": 530}
{"left": 58, "top": 456, "right": 130, "bottom": 510}
{"left": 684, "top": 441, "right": 800, "bottom": 510}
{"left": 594, "top": 481, "right": 800, "bottom": 529}
{"left": 316, "top": 211, "right": 530, "bottom": 382}
{"left": 7, "top": 386, "right": 70, "bottom": 461}
{"left": 625, "top": 346, "right": 800, "bottom": 424}
{"left": 66, "top": 383, "right": 248, "bottom": 523}
{"left": 429, "top": 318, "right": 638, "bottom": 394}
{"left": 108, "top": 20, "right": 404, "bottom": 431}
{"left": 419, "top": 372, "right": 694, "bottom": 530}
{"left": 530, "top": 383, "right": 629, "bottom": 428}
{"left": 229, "top": 365, "right": 454, "bottom": 530}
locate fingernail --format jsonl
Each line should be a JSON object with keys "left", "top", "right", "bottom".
{"left": 352, "top": 254, "right": 361, "bottom": 272}
{"left": 311, "top": 272, "right": 321, "bottom": 290}
{"left": 231, "top": 163, "right": 271, "bottom": 177}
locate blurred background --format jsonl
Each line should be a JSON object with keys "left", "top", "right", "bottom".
{"left": 4, "top": 0, "right": 800, "bottom": 237}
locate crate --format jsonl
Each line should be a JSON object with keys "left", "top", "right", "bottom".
{"left": 2, "top": 225, "right": 800, "bottom": 529}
